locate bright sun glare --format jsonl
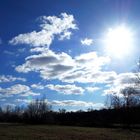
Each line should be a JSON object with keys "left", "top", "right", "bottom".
{"left": 104, "top": 25, "right": 134, "bottom": 58}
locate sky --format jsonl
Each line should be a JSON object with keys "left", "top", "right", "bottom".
{"left": 0, "top": 0, "right": 139, "bottom": 111}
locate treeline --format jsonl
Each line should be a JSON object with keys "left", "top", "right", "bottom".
{"left": 0, "top": 99, "right": 140, "bottom": 128}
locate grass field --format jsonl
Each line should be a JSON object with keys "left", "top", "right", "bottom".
{"left": 0, "top": 123, "right": 140, "bottom": 140}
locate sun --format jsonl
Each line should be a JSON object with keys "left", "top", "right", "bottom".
{"left": 104, "top": 25, "right": 134, "bottom": 58}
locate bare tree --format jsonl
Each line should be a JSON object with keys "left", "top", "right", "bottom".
{"left": 25, "top": 98, "right": 52, "bottom": 123}
{"left": 120, "top": 87, "right": 140, "bottom": 108}
{"left": 110, "top": 94, "right": 122, "bottom": 109}
{"left": 105, "top": 94, "right": 122, "bottom": 109}
{"left": 107, "top": 58, "right": 140, "bottom": 109}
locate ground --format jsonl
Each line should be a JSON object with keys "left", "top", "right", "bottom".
{"left": 0, "top": 123, "right": 140, "bottom": 140}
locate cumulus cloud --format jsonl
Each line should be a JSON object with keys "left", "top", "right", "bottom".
{"left": 113, "top": 73, "right": 137, "bottom": 86}
{"left": 0, "top": 84, "right": 30, "bottom": 95}
{"left": 81, "top": 38, "right": 93, "bottom": 46}
{"left": 103, "top": 72, "right": 139, "bottom": 96}
{"left": 0, "top": 75, "right": 26, "bottom": 83}
{"left": 31, "top": 83, "right": 45, "bottom": 90}
{"left": 15, "top": 49, "right": 75, "bottom": 74}
{"left": 47, "top": 84, "right": 84, "bottom": 95}
{"left": 75, "top": 52, "right": 110, "bottom": 68}
{"left": 16, "top": 99, "right": 31, "bottom": 103}
{"left": 85, "top": 87, "right": 100, "bottom": 92}
{"left": 9, "top": 13, "right": 77, "bottom": 50}
{"left": 0, "top": 84, "right": 39, "bottom": 96}
{"left": 51, "top": 100, "right": 104, "bottom": 108}
{"left": 20, "top": 91, "right": 40, "bottom": 97}
{"left": 9, "top": 13, "right": 117, "bottom": 85}
{"left": 15, "top": 99, "right": 104, "bottom": 109}
{"left": 15, "top": 49, "right": 113, "bottom": 84}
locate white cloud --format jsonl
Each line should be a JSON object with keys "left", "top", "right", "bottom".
{"left": 51, "top": 100, "right": 104, "bottom": 109}
{"left": 47, "top": 84, "right": 84, "bottom": 95}
{"left": 81, "top": 38, "right": 93, "bottom": 46}
{"left": 86, "top": 87, "right": 100, "bottom": 92}
{"left": 103, "top": 72, "right": 139, "bottom": 96}
{"left": 15, "top": 99, "right": 104, "bottom": 110}
{"left": 20, "top": 91, "right": 40, "bottom": 97}
{"left": 75, "top": 52, "right": 110, "bottom": 68}
{"left": 113, "top": 73, "right": 137, "bottom": 86}
{"left": 9, "top": 13, "right": 77, "bottom": 50}
{"left": 9, "top": 13, "right": 115, "bottom": 85}
{"left": 0, "top": 84, "right": 39, "bottom": 96}
{"left": 16, "top": 99, "right": 31, "bottom": 103}
{"left": 61, "top": 71, "right": 116, "bottom": 84}
{"left": 0, "top": 75, "right": 26, "bottom": 83}
{"left": 15, "top": 49, "right": 113, "bottom": 84}
{"left": 15, "top": 49, "right": 75, "bottom": 74}
{"left": 31, "top": 83, "right": 45, "bottom": 90}
{"left": 28, "top": 83, "right": 86, "bottom": 95}
{"left": 0, "top": 84, "right": 30, "bottom": 95}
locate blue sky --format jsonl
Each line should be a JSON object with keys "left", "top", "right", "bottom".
{"left": 0, "top": 0, "right": 139, "bottom": 111}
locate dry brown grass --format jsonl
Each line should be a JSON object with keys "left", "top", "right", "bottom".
{"left": 0, "top": 123, "right": 139, "bottom": 140}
